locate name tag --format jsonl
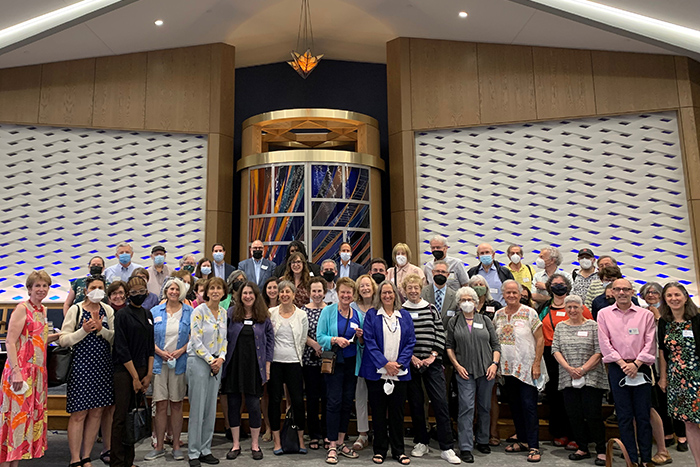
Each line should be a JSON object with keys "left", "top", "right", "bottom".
{"left": 473, "top": 322, "right": 484, "bottom": 329}
{"left": 556, "top": 311, "right": 566, "bottom": 317}
{"left": 448, "top": 272, "right": 456, "bottom": 279}
{"left": 148, "top": 319, "right": 153, "bottom": 325}
{"left": 350, "top": 322, "right": 359, "bottom": 330}
{"left": 577, "top": 331, "right": 589, "bottom": 337}
{"left": 244, "top": 320, "right": 253, "bottom": 326}
{"left": 309, "top": 272, "right": 314, "bottom": 276}
{"left": 410, "top": 312, "right": 419, "bottom": 320}
{"left": 628, "top": 328, "right": 639, "bottom": 335}
{"left": 261, "top": 265, "right": 268, "bottom": 270}
{"left": 154, "top": 316, "right": 163, "bottom": 323}
{"left": 683, "top": 330, "right": 694, "bottom": 338}
{"left": 486, "top": 306, "right": 495, "bottom": 313}
{"left": 490, "top": 288, "right": 498, "bottom": 294}
{"left": 522, "top": 277, "right": 530, "bottom": 283}
{"left": 447, "top": 310, "right": 455, "bottom": 317}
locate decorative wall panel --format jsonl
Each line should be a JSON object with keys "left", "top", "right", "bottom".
{"left": 415, "top": 111, "right": 698, "bottom": 296}
{"left": 0, "top": 124, "right": 207, "bottom": 302}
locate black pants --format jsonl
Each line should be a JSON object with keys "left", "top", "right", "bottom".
{"left": 543, "top": 346, "right": 572, "bottom": 438}
{"left": 562, "top": 386, "right": 606, "bottom": 454}
{"left": 653, "top": 383, "right": 686, "bottom": 438}
{"left": 227, "top": 393, "right": 262, "bottom": 428}
{"left": 303, "top": 364, "right": 326, "bottom": 440}
{"left": 268, "top": 362, "right": 305, "bottom": 432}
{"left": 367, "top": 379, "right": 407, "bottom": 458}
{"left": 609, "top": 364, "right": 652, "bottom": 463}
{"left": 407, "top": 362, "right": 454, "bottom": 450}
{"left": 324, "top": 356, "right": 356, "bottom": 442}
{"left": 111, "top": 366, "right": 147, "bottom": 467}
{"left": 503, "top": 376, "right": 539, "bottom": 449}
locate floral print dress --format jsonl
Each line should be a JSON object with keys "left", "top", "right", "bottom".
{"left": 664, "top": 320, "right": 700, "bottom": 423}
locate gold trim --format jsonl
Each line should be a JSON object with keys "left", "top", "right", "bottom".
{"left": 242, "top": 109, "right": 378, "bottom": 129}
{"left": 237, "top": 150, "right": 385, "bottom": 171}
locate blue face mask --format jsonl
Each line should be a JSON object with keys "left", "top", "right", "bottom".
{"left": 201, "top": 266, "right": 212, "bottom": 276}
{"left": 213, "top": 252, "right": 225, "bottom": 263}
{"left": 118, "top": 253, "right": 131, "bottom": 265}
{"left": 153, "top": 255, "right": 165, "bottom": 266}
{"left": 479, "top": 255, "right": 493, "bottom": 267}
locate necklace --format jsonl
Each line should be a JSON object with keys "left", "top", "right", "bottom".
{"left": 382, "top": 314, "right": 399, "bottom": 333}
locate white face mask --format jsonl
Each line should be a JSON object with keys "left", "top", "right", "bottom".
{"left": 167, "top": 358, "right": 177, "bottom": 369}
{"left": 395, "top": 255, "right": 407, "bottom": 266}
{"left": 579, "top": 258, "right": 593, "bottom": 270}
{"left": 340, "top": 252, "right": 352, "bottom": 262}
{"left": 510, "top": 254, "right": 521, "bottom": 264}
{"left": 460, "top": 301, "right": 475, "bottom": 313}
{"left": 383, "top": 379, "right": 395, "bottom": 395}
{"left": 87, "top": 288, "right": 106, "bottom": 303}
{"left": 535, "top": 257, "right": 546, "bottom": 270}
{"left": 572, "top": 376, "right": 586, "bottom": 389}
{"left": 11, "top": 381, "right": 29, "bottom": 396}
{"left": 621, "top": 373, "right": 651, "bottom": 387}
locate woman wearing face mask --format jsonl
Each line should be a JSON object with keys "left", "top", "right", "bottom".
{"left": 359, "top": 281, "right": 415, "bottom": 465}
{"left": 180, "top": 255, "right": 197, "bottom": 276}
{"left": 283, "top": 252, "right": 312, "bottom": 308}
{"left": 551, "top": 295, "right": 608, "bottom": 465}
{"left": 131, "top": 268, "right": 160, "bottom": 311}
{"left": 301, "top": 277, "right": 328, "bottom": 451}
{"left": 446, "top": 286, "right": 500, "bottom": 463}
{"left": 402, "top": 275, "right": 460, "bottom": 464}
{"left": 64, "top": 256, "right": 108, "bottom": 316}
{"left": 60, "top": 275, "right": 115, "bottom": 467}
{"left": 467, "top": 274, "right": 502, "bottom": 320}
{"left": 196, "top": 257, "right": 214, "bottom": 280}
{"left": 223, "top": 270, "right": 248, "bottom": 311}
{"left": 539, "top": 274, "right": 593, "bottom": 450}
{"left": 111, "top": 276, "right": 154, "bottom": 467}
{"left": 146, "top": 278, "right": 192, "bottom": 462}
{"left": 387, "top": 243, "right": 426, "bottom": 301}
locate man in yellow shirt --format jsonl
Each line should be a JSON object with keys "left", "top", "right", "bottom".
{"left": 505, "top": 244, "right": 535, "bottom": 292}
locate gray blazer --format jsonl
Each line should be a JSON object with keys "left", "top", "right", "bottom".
{"left": 421, "top": 284, "right": 459, "bottom": 328}
{"left": 237, "top": 258, "right": 276, "bottom": 288}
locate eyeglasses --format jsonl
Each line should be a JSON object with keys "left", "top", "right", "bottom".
{"left": 612, "top": 287, "right": 633, "bottom": 293}
{"left": 645, "top": 290, "right": 660, "bottom": 296}
{"left": 130, "top": 289, "right": 148, "bottom": 295}
{"left": 291, "top": 260, "right": 303, "bottom": 265}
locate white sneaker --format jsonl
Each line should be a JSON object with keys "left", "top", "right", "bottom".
{"left": 441, "top": 449, "right": 461, "bottom": 464}
{"left": 411, "top": 443, "right": 430, "bottom": 457}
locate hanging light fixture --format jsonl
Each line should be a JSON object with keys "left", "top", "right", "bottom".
{"left": 288, "top": 0, "right": 323, "bottom": 79}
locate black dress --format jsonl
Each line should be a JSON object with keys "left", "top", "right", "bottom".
{"left": 222, "top": 324, "right": 263, "bottom": 396}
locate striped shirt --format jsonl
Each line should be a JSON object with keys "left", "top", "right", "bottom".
{"left": 402, "top": 299, "right": 446, "bottom": 359}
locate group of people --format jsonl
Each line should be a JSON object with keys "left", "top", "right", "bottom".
{"left": 0, "top": 237, "right": 698, "bottom": 467}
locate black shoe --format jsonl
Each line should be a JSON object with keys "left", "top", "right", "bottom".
{"left": 226, "top": 449, "right": 241, "bottom": 460}
{"left": 475, "top": 444, "right": 491, "bottom": 454}
{"left": 677, "top": 441, "right": 689, "bottom": 452}
{"left": 460, "top": 451, "right": 474, "bottom": 463}
{"left": 199, "top": 454, "right": 220, "bottom": 465}
{"left": 569, "top": 452, "right": 591, "bottom": 461}
{"left": 594, "top": 458, "right": 606, "bottom": 466}
{"left": 189, "top": 460, "right": 201, "bottom": 467}
{"left": 252, "top": 449, "right": 263, "bottom": 460}
{"left": 665, "top": 438, "right": 676, "bottom": 447}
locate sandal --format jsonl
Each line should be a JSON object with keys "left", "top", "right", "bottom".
{"left": 326, "top": 448, "right": 338, "bottom": 465}
{"left": 338, "top": 443, "right": 359, "bottom": 459}
{"left": 395, "top": 454, "right": 411, "bottom": 465}
{"left": 506, "top": 433, "right": 518, "bottom": 443}
{"left": 100, "top": 451, "right": 111, "bottom": 465}
{"left": 262, "top": 431, "right": 272, "bottom": 442}
{"left": 373, "top": 454, "right": 385, "bottom": 464}
{"left": 81, "top": 458, "right": 92, "bottom": 467}
{"left": 527, "top": 449, "right": 542, "bottom": 463}
{"left": 324, "top": 439, "right": 331, "bottom": 450}
{"left": 310, "top": 439, "right": 320, "bottom": 450}
{"left": 488, "top": 436, "right": 501, "bottom": 446}
{"left": 505, "top": 442, "right": 527, "bottom": 453}
{"left": 353, "top": 434, "right": 369, "bottom": 451}
{"left": 70, "top": 462, "right": 82, "bottom": 467}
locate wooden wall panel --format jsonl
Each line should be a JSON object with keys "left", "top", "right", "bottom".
{"left": 93, "top": 53, "right": 147, "bottom": 129}
{"left": 477, "top": 43, "right": 536, "bottom": 124}
{"left": 39, "top": 58, "right": 95, "bottom": 126}
{"left": 389, "top": 131, "right": 417, "bottom": 213}
{"left": 533, "top": 47, "right": 596, "bottom": 119}
{"left": 410, "top": 39, "right": 479, "bottom": 129}
{"left": 209, "top": 43, "right": 235, "bottom": 138}
{"left": 205, "top": 210, "right": 234, "bottom": 265}
{"left": 0, "top": 65, "right": 41, "bottom": 124}
{"left": 206, "top": 133, "right": 234, "bottom": 213}
{"left": 592, "top": 51, "right": 678, "bottom": 114}
{"left": 387, "top": 38, "right": 412, "bottom": 135}
{"left": 675, "top": 57, "right": 700, "bottom": 108}
{"left": 145, "top": 45, "right": 211, "bottom": 133}
{"left": 679, "top": 107, "right": 700, "bottom": 200}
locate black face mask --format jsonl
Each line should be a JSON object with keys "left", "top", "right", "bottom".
{"left": 520, "top": 298, "right": 531, "bottom": 306}
{"left": 232, "top": 281, "right": 244, "bottom": 292}
{"left": 252, "top": 250, "right": 263, "bottom": 260}
{"left": 371, "top": 273, "right": 386, "bottom": 284}
{"left": 90, "top": 265, "right": 103, "bottom": 275}
{"left": 550, "top": 283, "right": 569, "bottom": 297}
{"left": 433, "top": 274, "right": 448, "bottom": 286}
{"left": 323, "top": 271, "right": 336, "bottom": 282}
{"left": 183, "top": 265, "right": 195, "bottom": 273}
{"left": 129, "top": 293, "right": 147, "bottom": 307}
{"left": 432, "top": 250, "right": 445, "bottom": 260}
{"left": 606, "top": 296, "right": 615, "bottom": 305}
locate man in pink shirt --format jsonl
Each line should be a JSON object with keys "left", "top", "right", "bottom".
{"left": 598, "top": 278, "right": 656, "bottom": 466}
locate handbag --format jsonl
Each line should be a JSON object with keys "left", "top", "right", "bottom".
{"left": 280, "top": 407, "right": 300, "bottom": 453}
{"left": 47, "top": 303, "right": 82, "bottom": 387}
{"left": 320, "top": 313, "right": 352, "bottom": 375}
{"left": 124, "top": 392, "right": 152, "bottom": 446}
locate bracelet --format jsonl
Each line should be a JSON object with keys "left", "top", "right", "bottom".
{"left": 633, "top": 361, "right": 639, "bottom": 369}
{"left": 492, "top": 361, "right": 499, "bottom": 366}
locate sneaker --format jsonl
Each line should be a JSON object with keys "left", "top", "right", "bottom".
{"left": 145, "top": 449, "right": 166, "bottom": 461}
{"left": 411, "top": 443, "right": 430, "bottom": 457}
{"left": 441, "top": 449, "right": 461, "bottom": 464}
{"left": 460, "top": 451, "right": 474, "bottom": 463}
{"left": 172, "top": 449, "right": 185, "bottom": 461}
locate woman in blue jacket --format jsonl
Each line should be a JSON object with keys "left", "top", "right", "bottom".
{"left": 317, "top": 277, "right": 365, "bottom": 464}
{"left": 147, "top": 277, "right": 192, "bottom": 461}
{"left": 359, "top": 280, "right": 415, "bottom": 465}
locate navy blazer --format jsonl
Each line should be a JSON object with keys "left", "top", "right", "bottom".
{"left": 237, "top": 257, "right": 276, "bottom": 288}
{"left": 222, "top": 310, "right": 274, "bottom": 384}
{"left": 337, "top": 261, "right": 366, "bottom": 281}
{"left": 359, "top": 307, "right": 415, "bottom": 381}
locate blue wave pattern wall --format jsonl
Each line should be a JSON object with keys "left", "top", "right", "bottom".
{"left": 0, "top": 124, "right": 207, "bottom": 302}
{"left": 415, "top": 111, "right": 697, "bottom": 297}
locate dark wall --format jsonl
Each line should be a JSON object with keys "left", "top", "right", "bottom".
{"left": 233, "top": 59, "right": 392, "bottom": 261}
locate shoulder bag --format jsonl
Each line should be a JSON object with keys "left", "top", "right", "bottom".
{"left": 321, "top": 312, "right": 351, "bottom": 375}
{"left": 47, "top": 303, "right": 82, "bottom": 387}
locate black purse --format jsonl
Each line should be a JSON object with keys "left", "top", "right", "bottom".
{"left": 47, "top": 304, "right": 82, "bottom": 387}
{"left": 280, "top": 407, "right": 300, "bottom": 453}
{"left": 124, "top": 392, "right": 152, "bottom": 445}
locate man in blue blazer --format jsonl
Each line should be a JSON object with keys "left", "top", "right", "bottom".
{"left": 237, "top": 240, "right": 276, "bottom": 288}
{"left": 337, "top": 242, "right": 366, "bottom": 280}
{"left": 212, "top": 243, "right": 236, "bottom": 280}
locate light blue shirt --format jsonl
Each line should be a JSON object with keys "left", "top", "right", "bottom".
{"left": 104, "top": 262, "right": 143, "bottom": 283}
{"left": 339, "top": 262, "right": 350, "bottom": 278}
{"left": 213, "top": 261, "right": 226, "bottom": 279}
{"left": 478, "top": 264, "right": 503, "bottom": 303}
{"left": 253, "top": 258, "right": 262, "bottom": 284}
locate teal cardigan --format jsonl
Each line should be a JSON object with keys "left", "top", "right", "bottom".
{"left": 316, "top": 303, "right": 365, "bottom": 376}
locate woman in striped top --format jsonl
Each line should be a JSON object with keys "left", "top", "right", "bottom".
{"left": 402, "top": 274, "right": 460, "bottom": 464}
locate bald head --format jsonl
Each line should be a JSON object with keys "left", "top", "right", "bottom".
{"left": 476, "top": 243, "right": 494, "bottom": 256}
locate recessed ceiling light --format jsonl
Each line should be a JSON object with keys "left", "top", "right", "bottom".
{"left": 458, "top": 11, "right": 468, "bottom": 18}
{"left": 154, "top": 19, "right": 163, "bottom": 26}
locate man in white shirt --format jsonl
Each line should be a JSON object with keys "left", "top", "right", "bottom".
{"left": 104, "top": 242, "right": 144, "bottom": 283}
{"left": 321, "top": 259, "right": 339, "bottom": 304}
{"left": 423, "top": 235, "right": 469, "bottom": 292}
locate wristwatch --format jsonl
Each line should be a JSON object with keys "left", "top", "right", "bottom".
{"left": 431, "top": 351, "right": 439, "bottom": 358}
{"left": 491, "top": 361, "right": 499, "bottom": 367}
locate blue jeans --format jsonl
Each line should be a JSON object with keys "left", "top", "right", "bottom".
{"left": 608, "top": 363, "right": 652, "bottom": 463}
{"left": 455, "top": 374, "right": 495, "bottom": 452}
{"left": 503, "top": 376, "right": 539, "bottom": 449}
{"left": 324, "top": 356, "right": 356, "bottom": 442}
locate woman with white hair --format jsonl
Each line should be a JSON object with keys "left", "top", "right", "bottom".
{"left": 146, "top": 277, "right": 193, "bottom": 461}
{"left": 446, "top": 286, "right": 501, "bottom": 463}
{"left": 467, "top": 274, "right": 502, "bottom": 320}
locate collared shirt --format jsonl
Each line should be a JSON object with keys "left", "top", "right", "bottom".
{"left": 147, "top": 264, "right": 170, "bottom": 297}
{"left": 533, "top": 268, "right": 573, "bottom": 297}
{"left": 187, "top": 303, "right": 228, "bottom": 364}
{"left": 507, "top": 263, "right": 535, "bottom": 292}
{"left": 325, "top": 286, "right": 338, "bottom": 305}
{"left": 213, "top": 261, "right": 226, "bottom": 279}
{"left": 252, "top": 258, "right": 263, "bottom": 283}
{"left": 387, "top": 263, "right": 426, "bottom": 298}
{"left": 378, "top": 307, "right": 402, "bottom": 362}
{"left": 477, "top": 264, "right": 504, "bottom": 304}
{"left": 597, "top": 304, "right": 656, "bottom": 365}
{"left": 339, "top": 262, "right": 350, "bottom": 279}
{"left": 104, "top": 262, "right": 144, "bottom": 283}
{"left": 424, "top": 255, "right": 468, "bottom": 291}
{"left": 433, "top": 284, "right": 446, "bottom": 314}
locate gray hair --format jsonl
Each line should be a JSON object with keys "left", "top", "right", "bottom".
{"left": 115, "top": 242, "right": 133, "bottom": 254}
{"left": 163, "top": 277, "right": 187, "bottom": 302}
{"left": 468, "top": 274, "right": 493, "bottom": 301}
{"left": 541, "top": 246, "right": 563, "bottom": 266}
{"left": 179, "top": 254, "right": 196, "bottom": 267}
{"left": 640, "top": 282, "right": 662, "bottom": 298}
{"left": 501, "top": 279, "right": 523, "bottom": 295}
{"left": 430, "top": 235, "right": 448, "bottom": 247}
{"left": 432, "top": 259, "right": 449, "bottom": 270}
{"left": 456, "top": 286, "right": 478, "bottom": 303}
{"left": 277, "top": 280, "right": 297, "bottom": 295}
{"left": 563, "top": 295, "right": 583, "bottom": 307}
{"left": 373, "top": 280, "right": 403, "bottom": 311}
{"left": 321, "top": 259, "right": 337, "bottom": 271}
{"left": 506, "top": 244, "right": 524, "bottom": 256}
{"left": 227, "top": 269, "right": 248, "bottom": 286}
